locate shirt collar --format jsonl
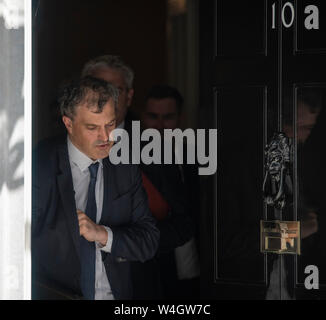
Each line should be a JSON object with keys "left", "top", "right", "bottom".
{"left": 67, "top": 136, "right": 102, "bottom": 173}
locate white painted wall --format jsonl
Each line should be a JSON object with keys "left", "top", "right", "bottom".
{"left": 0, "top": 0, "right": 31, "bottom": 300}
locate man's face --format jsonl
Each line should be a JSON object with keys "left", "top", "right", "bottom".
{"left": 297, "top": 102, "right": 320, "bottom": 144}
{"left": 141, "top": 98, "right": 180, "bottom": 134}
{"left": 284, "top": 101, "right": 320, "bottom": 144}
{"left": 91, "top": 67, "right": 134, "bottom": 126}
{"left": 62, "top": 98, "right": 116, "bottom": 160}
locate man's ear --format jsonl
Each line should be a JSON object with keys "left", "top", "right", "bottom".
{"left": 62, "top": 116, "right": 73, "bottom": 134}
{"left": 126, "top": 88, "right": 134, "bottom": 108}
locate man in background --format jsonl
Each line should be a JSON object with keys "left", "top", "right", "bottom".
{"left": 82, "top": 55, "right": 135, "bottom": 133}
{"left": 140, "top": 85, "right": 200, "bottom": 300}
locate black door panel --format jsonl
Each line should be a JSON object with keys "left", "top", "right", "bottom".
{"left": 200, "top": 0, "right": 326, "bottom": 299}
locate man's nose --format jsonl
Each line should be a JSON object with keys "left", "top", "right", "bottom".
{"left": 98, "top": 127, "right": 110, "bottom": 141}
{"left": 155, "top": 117, "right": 164, "bottom": 130}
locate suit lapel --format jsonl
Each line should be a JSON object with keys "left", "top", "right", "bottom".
{"left": 56, "top": 140, "right": 81, "bottom": 262}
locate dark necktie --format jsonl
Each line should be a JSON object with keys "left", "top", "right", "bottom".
{"left": 80, "top": 162, "right": 99, "bottom": 300}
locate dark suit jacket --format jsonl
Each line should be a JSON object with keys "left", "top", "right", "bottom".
{"left": 141, "top": 162, "right": 194, "bottom": 252}
{"left": 135, "top": 161, "right": 195, "bottom": 299}
{"left": 32, "top": 135, "right": 159, "bottom": 300}
{"left": 128, "top": 162, "right": 195, "bottom": 300}
{"left": 121, "top": 121, "right": 195, "bottom": 299}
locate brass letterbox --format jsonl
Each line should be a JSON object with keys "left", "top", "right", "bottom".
{"left": 260, "top": 220, "right": 300, "bottom": 255}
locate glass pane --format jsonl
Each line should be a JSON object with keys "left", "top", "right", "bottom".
{"left": 284, "top": 86, "right": 326, "bottom": 298}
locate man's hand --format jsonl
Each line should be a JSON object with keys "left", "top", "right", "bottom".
{"left": 77, "top": 210, "right": 108, "bottom": 246}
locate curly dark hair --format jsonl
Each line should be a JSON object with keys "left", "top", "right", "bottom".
{"left": 58, "top": 76, "right": 119, "bottom": 119}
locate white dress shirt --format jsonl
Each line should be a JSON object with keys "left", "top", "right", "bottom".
{"left": 67, "top": 137, "right": 115, "bottom": 300}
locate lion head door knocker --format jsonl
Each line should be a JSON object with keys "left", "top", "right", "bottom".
{"left": 261, "top": 132, "right": 300, "bottom": 255}
{"left": 262, "top": 132, "right": 293, "bottom": 210}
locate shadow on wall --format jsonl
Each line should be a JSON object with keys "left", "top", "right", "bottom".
{"left": 0, "top": 16, "right": 24, "bottom": 192}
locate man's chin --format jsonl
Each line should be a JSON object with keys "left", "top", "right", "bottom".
{"left": 93, "top": 145, "right": 111, "bottom": 159}
{"left": 94, "top": 152, "right": 109, "bottom": 160}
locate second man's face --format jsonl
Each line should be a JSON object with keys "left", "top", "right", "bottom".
{"left": 63, "top": 98, "right": 116, "bottom": 160}
{"left": 91, "top": 67, "right": 134, "bottom": 127}
{"left": 141, "top": 97, "right": 180, "bottom": 135}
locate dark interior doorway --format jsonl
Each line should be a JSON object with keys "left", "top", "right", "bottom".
{"left": 32, "top": 0, "right": 200, "bottom": 146}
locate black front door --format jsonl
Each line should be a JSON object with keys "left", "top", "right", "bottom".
{"left": 200, "top": 0, "right": 326, "bottom": 300}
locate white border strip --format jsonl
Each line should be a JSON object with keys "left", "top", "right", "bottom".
{"left": 24, "top": 0, "right": 32, "bottom": 300}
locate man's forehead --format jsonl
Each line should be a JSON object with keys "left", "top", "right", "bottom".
{"left": 80, "top": 89, "right": 110, "bottom": 104}
{"left": 75, "top": 99, "right": 114, "bottom": 115}
{"left": 93, "top": 66, "right": 125, "bottom": 84}
{"left": 297, "top": 102, "right": 320, "bottom": 125}
{"left": 146, "top": 98, "right": 178, "bottom": 113}
{"left": 298, "top": 102, "right": 320, "bottom": 117}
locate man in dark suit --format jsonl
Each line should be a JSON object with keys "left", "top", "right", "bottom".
{"left": 80, "top": 55, "right": 163, "bottom": 299}
{"left": 81, "top": 56, "right": 196, "bottom": 299}
{"left": 32, "top": 76, "right": 159, "bottom": 300}
{"left": 140, "top": 85, "right": 199, "bottom": 300}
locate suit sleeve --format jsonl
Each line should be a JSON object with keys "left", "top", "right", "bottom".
{"left": 142, "top": 163, "right": 194, "bottom": 253}
{"left": 155, "top": 193, "right": 194, "bottom": 253}
{"left": 109, "top": 165, "right": 160, "bottom": 263}
{"left": 154, "top": 164, "right": 194, "bottom": 253}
